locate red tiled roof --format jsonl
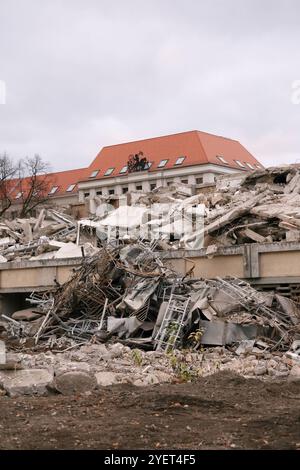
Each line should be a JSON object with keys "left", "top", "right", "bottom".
{"left": 81, "top": 130, "right": 263, "bottom": 181}
{"left": 46, "top": 168, "right": 87, "bottom": 196}
{"left": 8, "top": 167, "right": 86, "bottom": 200}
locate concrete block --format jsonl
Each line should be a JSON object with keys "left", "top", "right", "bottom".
{"left": 0, "top": 369, "right": 53, "bottom": 397}
{"left": 95, "top": 371, "right": 122, "bottom": 387}
{"left": 289, "top": 365, "right": 300, "bottom": 381}
{"left": 0, "top": 340, "right": 6, "bottom": 364}
{"left": 12, "top": 309, "right": 41, "bottom": 321}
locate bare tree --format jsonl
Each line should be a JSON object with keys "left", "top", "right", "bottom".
{"left": 18, "top": 155, "right": 53, "bottom": 217}
{"left": 0, "top": 153, "right": 17, "bottom": 217}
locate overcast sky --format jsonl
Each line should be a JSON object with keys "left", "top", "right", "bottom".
{"left": 0, "top": 0, "right": 300, "bottom": 171}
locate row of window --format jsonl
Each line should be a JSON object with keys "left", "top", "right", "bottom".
{"left": 14, "top": 154, "right": 260, "bottom": 199}
{"left": 83, "top": 177, "right": 205, "bottom": 198}
{"left": 85, "top": 184, "right": 152, "bottom": 197}
{"left": 88, "top": 156, "right": 186, "bottom": 179}
{"left": 89, "top": 155, "right": 261, "bottom": 179}
{"left": 48, "top": 183, "right": 77, "bottom": 196}
{"left": 216, "top": 155, "right": 262, "bottom": 170}
{"left": 14, "top": 183, "right": 77, "bottom": 199}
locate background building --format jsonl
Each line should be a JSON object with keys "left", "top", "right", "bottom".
{"left": 5, "top": 130, "right": 263, "bottom": 217}
{"left": 77, "top": 130, "right": 263, "bottom": 201}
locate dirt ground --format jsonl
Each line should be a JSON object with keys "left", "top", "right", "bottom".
{"left": 0, "top": 371, "right": 299, "bottom": 450}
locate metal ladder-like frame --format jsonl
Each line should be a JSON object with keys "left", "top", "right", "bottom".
{"left": 154, "top": 291, "right": 191, "bottom": 352}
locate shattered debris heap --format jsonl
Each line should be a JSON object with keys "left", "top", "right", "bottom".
{"left": 2, "top": 241, "right": 299, "bottom": 354}
{"left": 1, "top": 164, "right": 300, "bottom": 356}
{"left": 78, "top": 164, "right": 300, "bottom": 252}
{"left": 0, "top": 208, "right": 98, "bottom": 262}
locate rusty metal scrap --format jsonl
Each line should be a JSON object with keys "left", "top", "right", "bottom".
{"left": 2, "top": 240, "right": 300, "bottom": 353}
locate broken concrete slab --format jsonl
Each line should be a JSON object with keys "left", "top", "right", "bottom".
{"left": 54, "top": 361, "right": 91, "bottom": 376}
{"left": 0, "top": 369, "right": 53, "bottom": 397}
{"left": 53, "top": 242, "right": 82, "bottom": 259}
{"left": 23, "top": 220, "right": 33, "bottom": 243}
{"left": 33, "top": 209, "right": 45, "bottom": 232}
{"left": 235, "top": 340, "right": 255, "bottom": 356}
{"left": 95, "top": 371, "right": 122, "bottom": 387}
{"left": 240, "top": 228, "right": 267, "bottom": 243}
{"left": 285, "top": 229, "right": 300, "bottom": 242}
{"left": 0, "top": 340, "right": 6, "bottom": 364}
{"left": 12, "top": 309, "right": 42, "bottom": 321}
{"left": 133, "top": 374, "right": 160, "bottom": 386}
{"left": 254, "top": 365, "right": 268, "bottom": 376}
{"left": 288, "top": 365, "right": 300, "bottom": 381}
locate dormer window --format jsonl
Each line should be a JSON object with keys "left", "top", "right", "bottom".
{"left": 66, "top": 184, "right": 76, "bottom": 192}
{"left": 49, "top": 186, "right": 59, "bottom": 195}
{"left": 15, "top": 192, "right": 22, "bottom": 199}
{"left": 104, "top": 167, "right": 114, "bottom": 176}
{"left": 158, "top": 159, "right": 168, "bottom": 168}
{"left": 217, "top": 155, "right": 229, "bottom": 165}
{"left": 245, "top": 162, "right": 255, "bottom": 170}
{"left": 119, "top": 166, "right": 128, "bottom": 174}
{"left": 235, "top": 160, "right": 246, "bottom": 168}
{"left": 89, "top": 170, "right": 99, "bottom": 178}
{"left": 174, "top": 156, "right": 186, "bottom": 165}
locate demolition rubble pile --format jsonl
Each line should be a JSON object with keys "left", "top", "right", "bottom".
{"left": 2, "top": 165, "right": 300, "bottom": 259}
{"left": 0, "top": 209, "right": 98, "bottom": 262}
{"left": 197, "top": 164, "right": 300, "bottom": 249}
{"left": 2, "top": 241, "right": 299, "bottom": 354}
{"left": 0, "top": 342, "right": 299, "bottom": 397}
{"left": 82, "top": 165, "right": 300, "bottom": 250}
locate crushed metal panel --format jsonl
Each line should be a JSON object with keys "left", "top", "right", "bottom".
{"left": 123, "top": 278, "right": 160, "bottom": 311}
{"left": 107, "top": 316, "right": 142, "bottom": 338}
{"left": 209, "top": 289, "right": 241, "bottom": 316}
{"left": 199, "top": 320, "right": 225, "bottom": 346}
{"left": 225, "top": 323, "right": 257, "bottom": 344}
{"left": 275, "top": 294, "right": 300, "bottom": 324}
{"left": 200, "top": 320, "right": 257, "bottom": 346}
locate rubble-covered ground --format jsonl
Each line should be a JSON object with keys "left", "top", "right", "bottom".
{"left": 3, "top": 342, "right": 300, "bottom": 390}
{"left": 1, "top": 343, "right": 299, "bottom": 449}
{"left": 0, "top": 370, "right": 299, "bottom": 450}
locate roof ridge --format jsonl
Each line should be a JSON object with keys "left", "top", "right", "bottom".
{"left": 195, "top": 131, "right": 209, "bottom": 164}
{"left": 47, "top": 167, "right": 87, "bottom": 176}
{"left": 101, "top": 130, "right": 199, "bottom": 150}
{"left": 196, "top": 129, "right": 239, "bottom": 143}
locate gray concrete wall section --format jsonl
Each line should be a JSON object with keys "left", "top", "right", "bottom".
{"left": 0, "top": 242, "right": 300, "bottom": 294}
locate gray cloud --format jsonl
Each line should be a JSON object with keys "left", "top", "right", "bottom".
{"left": 0, "top": 0, "right": 299, "bottom": 170}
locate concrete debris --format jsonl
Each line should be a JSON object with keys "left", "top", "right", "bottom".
{"left": 288, "top": 364, "right": 300, "bottom": 380}
{"left": 2, "top": 165, "right": 300, "bottom": 255}
{"left": 2, "top": 241, "right": 299, "bottom": 353}
{"left": 0, "top": 208, "right": 88, "bottom": 262}
{"left": 95, "top": 371, "right": 122, "bottom": 387}
{"left": 1, "top": 165, "right": 300, "bottom": 396}
{"left": 0, "top": 340, "right": 6, "bottom": 364}
{"left": 0, "top": 369, "right": 53, "bottom": 397}
{"left": 0, "top": 342, "right": 297, "bottom": 396}
{"left": 74, "top": 165, "right": 300, "bottom": 250}
{"left": 12, "top": 309, "right": 42, "bottom": 321}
